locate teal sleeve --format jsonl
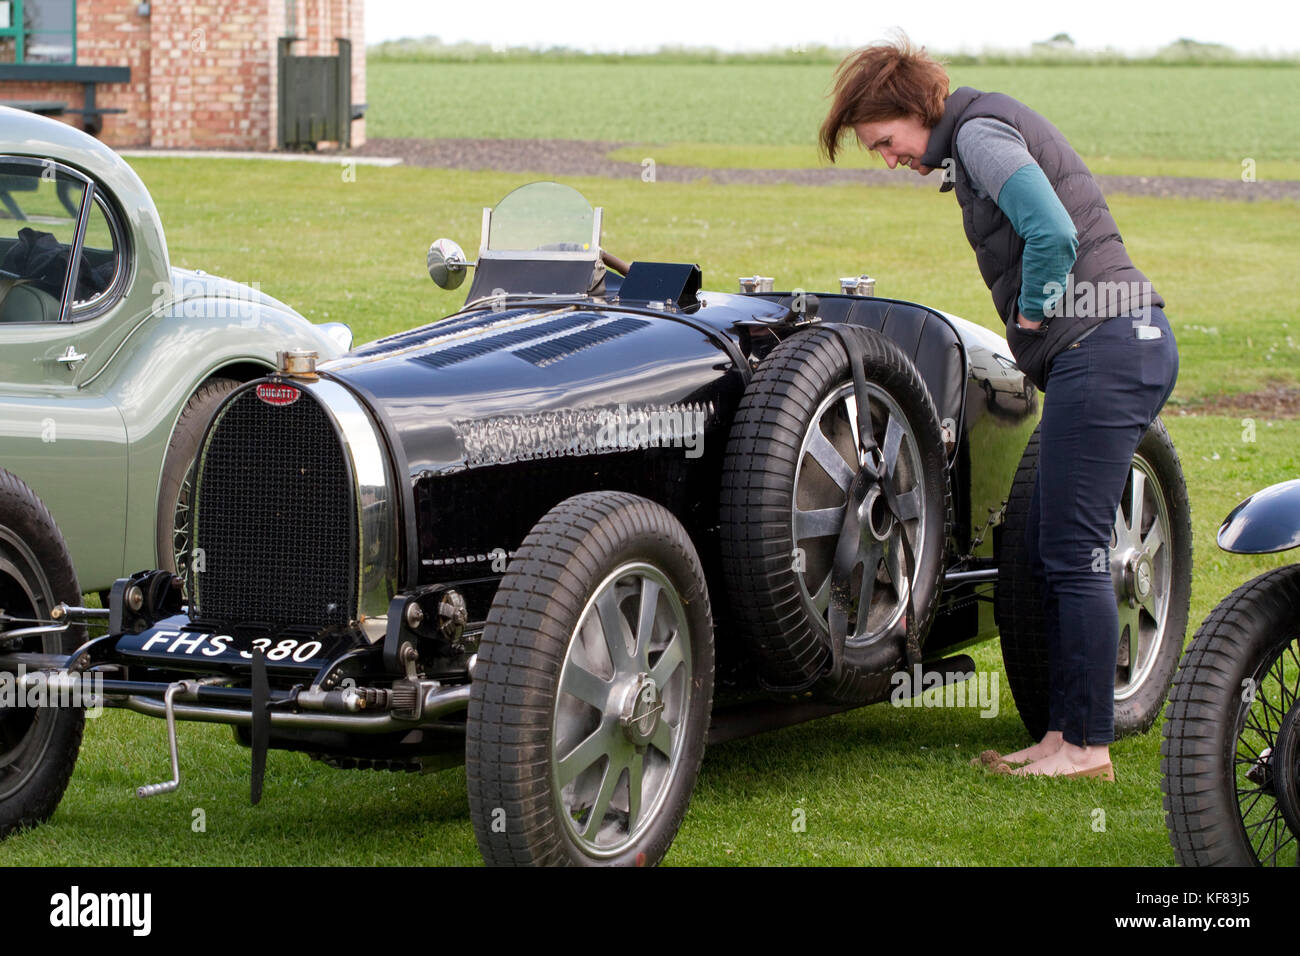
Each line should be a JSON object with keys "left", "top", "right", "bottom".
{"left": 995, "top": 163, "right": 1079, "bottom": 321}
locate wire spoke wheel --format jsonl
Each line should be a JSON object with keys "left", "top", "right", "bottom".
{"left": 171, "top": 469, "right": 193, "bottom": 586}
{"left": 1163, "top": 564, "right": 1300, "bottom": 866}
{"left": 157, "top": 378, "right": 240, "bottom": 588}
{"left": 1231, "top": 634, "right": 1300, "bottom": 866}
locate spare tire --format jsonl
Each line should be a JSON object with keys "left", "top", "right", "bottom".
{"left": 720, "top": 325, "right": 951, "bottom": 704}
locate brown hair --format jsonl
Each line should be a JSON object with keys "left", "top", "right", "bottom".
{"left": 820, "top": 34, "right": 950, "bottom": 162}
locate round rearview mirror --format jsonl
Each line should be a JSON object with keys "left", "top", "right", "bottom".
{"left": 427, "top": 238, "right": 468, "bottom": 289}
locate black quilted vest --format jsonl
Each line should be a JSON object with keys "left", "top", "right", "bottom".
{"left": 919, "top": 86, "right": 1164, "bottom": 389}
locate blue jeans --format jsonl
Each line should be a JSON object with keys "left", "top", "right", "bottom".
{"left": 1023, "top": 307, "right": 1179, "bottom": 745}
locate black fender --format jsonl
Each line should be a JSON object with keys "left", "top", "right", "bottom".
{"left": 1218, "top": 478, "right": 1300, "bottom": 554}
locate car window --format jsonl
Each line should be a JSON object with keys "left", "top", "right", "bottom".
{"left": 72, "top": 195, "right": 121, "bottom": 310}
{"left": 0, "top": 160, "right": 86, "bottom": 323}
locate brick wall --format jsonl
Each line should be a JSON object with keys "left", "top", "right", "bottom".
{"left": 0, "top": 1, "right": 152, "bottom": 145}
{"left": 1, "top": 0, "right": 364, "bottom": 150}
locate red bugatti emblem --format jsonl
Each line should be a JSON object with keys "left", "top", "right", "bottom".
{"left": 256, "top": 383, "right": 300, "bottom": 406}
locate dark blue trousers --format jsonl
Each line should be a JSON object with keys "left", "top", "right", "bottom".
{"left": 1024, "top": 307, "right": 1179, "bottom": 745}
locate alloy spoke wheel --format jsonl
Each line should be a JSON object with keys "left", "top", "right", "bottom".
{"left": 551, "top": 562, "right": 692, "bottom": 857}
{"left": 792, "top": 383, "right": 925, "bottom": 648}
{"left": 1111, "top": 453, "right": 1173, "bottom": 700}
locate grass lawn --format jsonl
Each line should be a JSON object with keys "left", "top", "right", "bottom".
{"left": 4, "top": 415, "right": 1296, "bottom": 866}
{"left": 3, "top": 155, "right": 1296, "bottom": 866}
{"left": 370, "top": 61, "right": 1300, "bottom": 179}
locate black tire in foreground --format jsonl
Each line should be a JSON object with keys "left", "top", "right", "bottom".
{"left": 1162, "top": 564, "right": 1300, "bottom": 867}
{"left": 997, "top": 420, "right": 1191, "bottom": 740}
{"left": 156, "top": 376, "right": 241, "bottom": 577}
{"left": 0, "top": 468, "right": 85, "bottom": 839}
{"left": 466, "top": 491, "right": 714, "bottom": 866}
{"left": 719, "top": 325, "right": 950, "bottom": 704}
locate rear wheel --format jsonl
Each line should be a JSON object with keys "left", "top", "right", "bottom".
{"left": 1162, "top": 564, "right": 1300, "bottom": 866}
{"left": 466, "top": 491, "right": 714, "bottom": 866}
{"left": 0, "top": 468, "right": 85, "bottom": 839}
{"left": 997, "top": 420, "right": 1192, "bottom": 739}
{"left": 720, "top": 325, "right": 950, "bottom": 703}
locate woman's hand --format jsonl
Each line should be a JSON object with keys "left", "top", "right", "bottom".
{"left": 1016, "top": 313, "right": 1042, "bottom": 330}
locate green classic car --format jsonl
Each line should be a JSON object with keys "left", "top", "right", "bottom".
{"left": 0, "top": 106, "right": 350, "bottom": 593}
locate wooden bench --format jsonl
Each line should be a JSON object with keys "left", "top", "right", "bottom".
{"left": 0, "top": 64, "right": 130, "bottom": 135}
{"left": 0, "top": 99, "right": 68, "bottom": 115}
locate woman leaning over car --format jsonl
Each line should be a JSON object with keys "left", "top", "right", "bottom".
{"left": 819, "top": 36, "right": 1178, "bottom": 780}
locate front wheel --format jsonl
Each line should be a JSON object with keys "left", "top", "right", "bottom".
{"left": 0, "top": 468, "right": 85, "bottom": 839}
{"left": 466, "top": 491, "right": 714, "bottom": 866}
{"left": 157, "top": 377, "right": 240, "bottom": 578}
{"left": 1162, "top": 564, "right": 1300, "bottom": 866}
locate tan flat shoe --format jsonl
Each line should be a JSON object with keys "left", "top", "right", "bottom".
{"left": 1004, "top": 761, "right": 1116, "bottom": 781}
{"left": 1062, "top": 762, "right": 1115, "bottom": 782}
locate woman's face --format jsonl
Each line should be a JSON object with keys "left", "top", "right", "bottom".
{"left": 853, "top": 115, "right": 934, "bottom": 174}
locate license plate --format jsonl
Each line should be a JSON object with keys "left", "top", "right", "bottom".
{"left": 117, "top": 626, "right": 336, "bottom": 672}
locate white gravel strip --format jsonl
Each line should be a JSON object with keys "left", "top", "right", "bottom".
{"left": 116, "top": 149, "right": 402, "bottom": 166}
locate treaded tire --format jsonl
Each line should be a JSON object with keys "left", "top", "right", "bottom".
{"left": 719, "top": 325, "right": 950, "bottom": 704}
{"left": 466, "top": 491, "right": 714, "bottom": 866}
{"left": 0, "top": 467, "right": 85, "bottom": 840}
{"left": 1161, "top": 564, "right": 1300, "bottom": 866}
{"left": 997, "top": 419, "right": 1192, "bottom": 739}
{"left": 156, "top": 377, "right": 241, "bottom": 576}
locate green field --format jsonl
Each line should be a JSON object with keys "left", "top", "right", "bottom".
{"left": 0, "top": 141, "right": 1295, "bottom": 865}
{"left": 145, "top": 162, "right": 1300, "bottom": 400}
{"left": 370, "top": 61, "right": 1300, "bottom": 178}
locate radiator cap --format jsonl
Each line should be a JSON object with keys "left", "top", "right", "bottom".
{"left": 277, "top": 349, "right": 319, "bottom": 380}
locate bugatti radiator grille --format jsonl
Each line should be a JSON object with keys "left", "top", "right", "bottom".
{"left": 190, "top": 387, "right": 357, "bottom": 630}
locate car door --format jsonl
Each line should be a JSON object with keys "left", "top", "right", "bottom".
{"left": 0, "top": 156, "right": 129, "bottom": 590}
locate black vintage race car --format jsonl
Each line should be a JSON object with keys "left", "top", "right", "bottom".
{"left": 1162, "top": 478, "right": 1300, "bottom": 866}
{"left": 0, "top": 182, "right": 1192, "bottom": 866}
